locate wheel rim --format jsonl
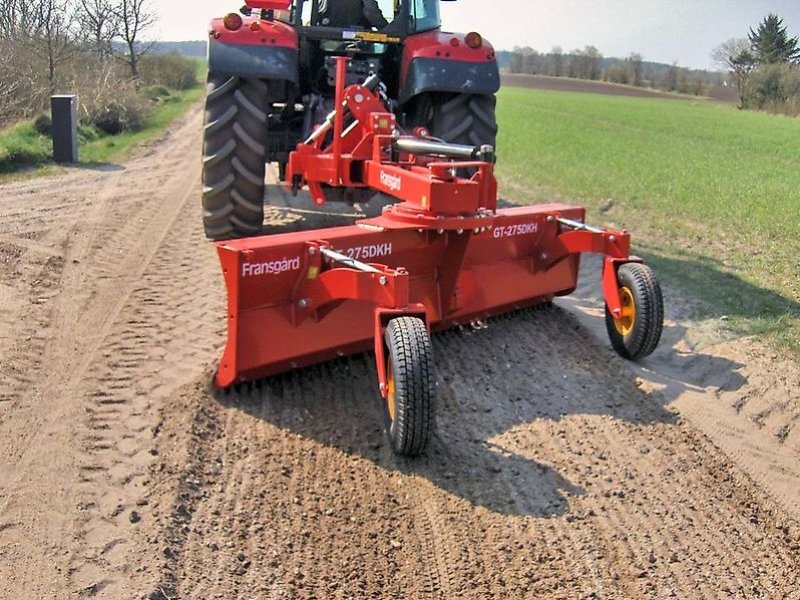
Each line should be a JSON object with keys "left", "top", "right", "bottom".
{"left": 614, "top": 287, "right": 636, "bottom": 336}
{"left": 386, "top": 359, "right": 396, "bottom": 422}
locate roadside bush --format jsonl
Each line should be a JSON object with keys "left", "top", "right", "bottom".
{"left": 0, "top": 40, "right": 52, "bottom": 127}
{"left": 91, "top": 94, "right": 152, "bottom": 134}
{"left": 143, "top": 85, "right": 171, "bottom": 101}
{"left": 0, "top": 123, "right": 51, "bottom": 173}
{"left": 138, "top": 54, "right": 199, "bottom": 91}
{"left": 63, "top": 58, "right": 153, "bottom": 133}
{"left": 34, "top": 113, "right": 52, "bottom": 135}
{"left": 743, "top": 63, "right": 800, "bottom": 116}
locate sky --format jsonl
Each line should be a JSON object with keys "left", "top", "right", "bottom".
{"left": 150, "top": 0, "right": 800, "bottom": 70}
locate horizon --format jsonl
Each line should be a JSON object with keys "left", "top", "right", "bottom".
{"left": 148, "top": 0, "right": 800, "bottom": 71}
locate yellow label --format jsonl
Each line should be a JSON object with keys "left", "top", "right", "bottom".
{"left": 422, "top": 195, "right": 429, "bottom": 209}
{"left": 307, "top": 266, "right": 320, "bottom": 280}
{"left": 355, "top": 32, "right": 401, "bottom": 43}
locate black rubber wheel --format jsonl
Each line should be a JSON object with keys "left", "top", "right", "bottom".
{"left": 408, "top": 92, "right": 498, "bottom": 175}
{"left": 382, "top": 317, "right": 436, "bottom": 457}
{"left": 202, "top": 74, "right": 268, "bottom": 240}
{"left": 605, "top": 263, "right": 664, "bottom": 360}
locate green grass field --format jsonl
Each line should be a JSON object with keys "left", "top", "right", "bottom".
{"left": 496, "top": 87, "right": 800, "bottom": 353}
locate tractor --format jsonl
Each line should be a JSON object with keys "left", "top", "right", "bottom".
{"left": 203, "top": 1, "right": 665, "bottom": 457}
{"left": 203, "top": 0, "right": 499, "bottom": 240}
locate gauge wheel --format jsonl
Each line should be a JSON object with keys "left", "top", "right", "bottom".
{"left": 382, "top": 317, "right": 436, "bottom": 456}
{"left": 605, "top": 263, "right": 664, "bottom": 360}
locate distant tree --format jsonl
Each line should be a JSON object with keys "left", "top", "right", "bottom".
{"left": 567, "top": 46, "right": 602, "bottom": 80}
{"left": 523, "top": 48, "right": 542, "bottom": 75}
{"left": 661, "top": 62, "right": 679, "bottom": 91}
{"left": 627, "top": 52, "right": 643, "bottom": 86}
{"left": 112, "top": 0, "right": 156, "bottom": 79}
{"left": 509, "top": 46, "right": 524, "bottom": 74}
{"left": 28, "top": 0, "right": 79, "bottom": 92}
{"left": 748, "top": 13, "right": 800, "bottom": 64}
{"left": 550, "top": 46, "right": 563, "bottom": 77}
{"left": 602, "top": 64, "right": 629, "bottom": 84}
{"left": 584, "top": 45, "right": 602, "bottom": 80}
{"left": 78, "top": 0, "right": 119, "bottom": 57}
{"left": 713, "top": 38, "right": 756, "bottom": 103}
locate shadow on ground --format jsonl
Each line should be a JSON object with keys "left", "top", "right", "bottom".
{"left": 214, "top": 304, "right": 683, "bottom": 519}
{"left": 639, "top": 247, "right": 800, "bottom": 324}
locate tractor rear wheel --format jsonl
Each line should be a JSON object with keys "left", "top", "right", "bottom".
{"left": 605, "top": 263, "right": 664, "bottom": 360}
{"left": 382, "top": 317, "right": 436, "bottom": 457}
{"left": 202, "top": 74, "right": 268, "bottom": 241}
{"left": 409, "top": 93, "right": 498, "bottom": 175}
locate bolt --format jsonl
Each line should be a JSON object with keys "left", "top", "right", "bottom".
{"left": 609, "top": 235, "right": 617, "bottom": 243}
{"left": 297, "top": 299, "right": 309, "bottom": 309}
{"left": 378, "top": 276, "right": 388, "bottom": 286}
{"left": 547, "top": 216, "right": 554, "bottom": 222}
{"left": 437, "top": 229, "right": 444, "bottom": 234}
{"left": 308, "top": 247, "right": 316, "bottom": 255}
{"left": 540, "top": 253, "right": 549, "bottom": 261}
{"left": 473, "top": 228, "right": 480, "bottom": 234}
{"left": 457, "top": 229, "right": 464, "bottom": 235}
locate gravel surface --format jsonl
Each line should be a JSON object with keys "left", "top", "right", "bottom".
{"left": 0, "top": 104, "right": 797, "bottom": 599}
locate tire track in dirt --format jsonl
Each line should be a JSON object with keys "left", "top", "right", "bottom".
{"left": 3, "top": 101, "right": 800, "bottom": 599}
{"left": 566, "top": 254, "right": 800, "bottom": 521}
{"left": 0, "top": 104, "right": 228, "bottom": 599}
{"left": 148, "top": 248, "right": 800, "bottom": 599}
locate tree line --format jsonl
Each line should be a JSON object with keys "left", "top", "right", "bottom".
{"left": 506, "top": 46, "right": 714, "bottom": 96}
{"left": 714, "top": 13, "right": 800, "bottom": 115}
{"left": 0, "top": 0, "right": 197, "bottom": 131}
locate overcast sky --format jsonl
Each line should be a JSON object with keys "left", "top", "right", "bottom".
{"left": 151, "top": 0, "right": 800, "bottom": 70}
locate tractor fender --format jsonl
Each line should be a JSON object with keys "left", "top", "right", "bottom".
{"left": 399, "top": 30, "right": 500, "bottom": 105}
{"left": 207, "top": 17, "right": 299, "bottom": 82}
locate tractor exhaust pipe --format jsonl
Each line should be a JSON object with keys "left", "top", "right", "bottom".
{"left": 393, "top": 139, "right": 495, "bottom": 163}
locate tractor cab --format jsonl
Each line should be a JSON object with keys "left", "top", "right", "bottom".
{"left": 261, "top": 0, "right": 447, "bottom": 99}
{"left": 268, "top": 0, "right": 444, "bottom": 36}
{"left": 204, "top": 0, "right": 499, "bottom": 239}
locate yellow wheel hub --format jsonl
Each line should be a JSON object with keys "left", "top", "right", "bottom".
{"left": 614, "top": 287, "right": 636, "bottom": 336}
{"left": 386, "top": 360, "right": 396, "bottom": 422}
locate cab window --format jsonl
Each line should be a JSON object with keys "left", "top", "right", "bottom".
{"left": 410, "top": 0, "right": 441, "bottom": 32}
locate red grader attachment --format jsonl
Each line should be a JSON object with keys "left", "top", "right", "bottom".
{"left": 213, "top": 58, "right": 664, "bottom": 456}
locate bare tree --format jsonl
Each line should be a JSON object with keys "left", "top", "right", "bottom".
{"left": 550, "top": 46, "right": 564, "bottom": 77}
{"left": 78, "top": 0, "right": 118, "bottom": 57}
{"left": 27, "top": 0, "right": 79, "bottom": 92}
{"left": 712, "top": 38, "right": 756, "bottom": 100}
{"left": 627, "top": 52, "right": 644, "bottom": 87}
{"left": 112, "top": 0, "right": 156, "bottom": 79}
{"left": 1, "top": 0, "right": 45, "bottom": 39}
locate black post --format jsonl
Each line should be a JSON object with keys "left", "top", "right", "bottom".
{"left": 51, "top": 95, "right": 78, "bottom": 163}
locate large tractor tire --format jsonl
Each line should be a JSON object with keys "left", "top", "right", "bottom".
{"left": 408, "top": 93, "right": 498, "bottom": 175}
{"left": 202, "top": 74, "right": 269, "bottom": 241}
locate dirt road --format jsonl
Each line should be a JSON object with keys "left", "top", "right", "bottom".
{"left": 0, "top": 105, "right": 798, "bottom": 599}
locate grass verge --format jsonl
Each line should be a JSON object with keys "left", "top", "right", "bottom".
{"left": 0, "top": 83, "right": 203, "bottom": 180}
{"left": 496, "top": 87, "right": 800, "bottom": 354}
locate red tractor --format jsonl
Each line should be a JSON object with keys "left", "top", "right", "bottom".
{"left": 203, "top": 0, "right": 499, "bottom": 240}
{"left": 203, "top": 2, "right": 664, "bottom": 457}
